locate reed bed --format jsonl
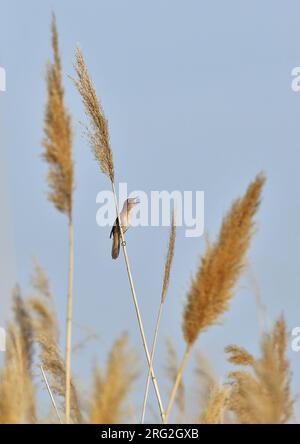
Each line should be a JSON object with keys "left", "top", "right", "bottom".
{"left": 0, "top": 14, "right": 297, "bottom": 425}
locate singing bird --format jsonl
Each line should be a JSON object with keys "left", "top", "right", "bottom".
{"left": 110, "top": 197, "right": 140, "bottom": 259}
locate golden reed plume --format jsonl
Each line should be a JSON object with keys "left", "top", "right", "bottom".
{"left": 73, "top": 46, "right": 166, "bottom": 422}
{"left": 0, "top": 288, "right": 36, "bottom": 424}
{"left": 42, "top": 14, "right": 73, "bottom": 217}
{"left": 183, "top": 173, "right": 265, "bottom": 345}
{"left": 42, "top": 15, "right": 75, "bottom": 423}
{"left": 200, "top": 385, "right": 230, "bottom": 424}
{"left": 226, "top": 316, "right": 294, "bottom": 424}
{"left": 161, "top": 212, "right": 177, "bottom": 304}
{"left": 90, "top": 333, "right": 139, "bottom": 424}
{"left": 165, "top": 174, "right": 265, "bottom": 422}
{"left": 73, "top": 46, "right": 114, "bottom": 182}
{"left": 0, "top": 325, "right": 36, "bottom": 424}
{"left": 29, "top": 261, "right": 81, "bottom": 424}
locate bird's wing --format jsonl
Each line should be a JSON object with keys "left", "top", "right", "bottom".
{"left": 111, "top": 228, "right": 120, "bottom": 259}
{"left": 110, "top": 217, "right": 120, "bottom": 238}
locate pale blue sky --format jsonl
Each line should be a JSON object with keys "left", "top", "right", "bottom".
{"left": 0, "top": 0, "right": 300, "bottom": 421}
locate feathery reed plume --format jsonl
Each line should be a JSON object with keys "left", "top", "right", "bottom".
{"left": 74, "top": 46, "right": 166, "bottom": 422}
{"left": 165, "top": 174, "right": 265, "bottom": 422}
{"left": 29, "top": 259, "right": 59, "bottom": 341}
{"left": 161, "top": 212, "right": 176, "bottom": 304}
{"left": 42, "top": 14, "right": 74, "bottom": 217}
{"left": 200, "top": 385, "right": 230, "bottom": 424}
{"left": 29, "top": 262, "right": 81, "bottom": 423}
{"left": 141, "top": 213, "right": 176, "bottom": 423}
{"left": 31, "top": 258, "right": 53, "bottom": 299}
{"left": 37, "top": 335, "right": 82, "bottom": 423}
{"left": 12, "top": 286, "right": 34, "bottom": 374}
{"left": 225, "top": 345, "right": 255, "bottom": 366}
{"left": 40, "top": 365, "right": 63, "bottom": 424}
{"left": 0, "top": 323, "right": 36, "bottom": 424}
{"left": 226, "top": 316, "right": 294, "bottom": 424}
{"left": 11, "top": 288, "right": 36, "bottom": 422}
{"left": 42, "top": 14, "right": 75, "bottom": 423}
{"left": 89, "top": 333, "right": 139, "bottom": 424}
{"left": 183, "top": 174, "right": 265, "bottom": 344}
{"left": 73, "top": 46, "right": 114, "bottom": 182}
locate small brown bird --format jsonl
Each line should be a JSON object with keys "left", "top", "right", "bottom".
{"left": 110, "top": 197, "right": 139, "bottom": 259}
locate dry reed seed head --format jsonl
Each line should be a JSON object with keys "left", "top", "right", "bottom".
{"left": 225, "top": 345, "right": 255, "bottom": 366}
{"left": 182, "top": 173, "right": 266, "bottom": 346}
{"left": 27, "top": 261, "right": 80, "bottom": 423}
{"left": 0, "top": 324, "right": 36, "bottom": 424}
{"left": 227, "top": 316, "right": 294, "bottom": 424}
{"left": 73, "top": 46, "right": 115, "bottom": 182}
{"left": 42, "top": 15, "right": 74, "bottom": 218}
{"left": 200, "top": 385, "right": 230, "bottom": 424}
{"left": 31, "top": 259, "right": 52, "bottom": 299}
{"left": 29, "top": 298, "right": 58, "bottom": 342}
{"left": 29, "top": 260, "right": 59, "bottom": 342}
{"left": 227, "top": 371, "right": 262, "bottom": 424}
{"left": 37, "top": 334, "right": 82, "bottom": 424}
{"left": 90, "top": 333, "right": 139, "bottom": 424}
{"left": 12, "top": 286, "right": 34, "bottom": 374}
{"left": 161, "top": 212, "right": 176, "bottom": 303}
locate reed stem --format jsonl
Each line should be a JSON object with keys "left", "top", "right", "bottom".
{"left": 40, "top": 365, "right": 63, "bottom": 424}
{"left": 111, "top": 182, "right": 166, "bottom": 424}
{"left": 65, "top": 218, "right": 74, "bottom": 424}
{"left": 141, "top": 300, "right": 164, "bottom": 423}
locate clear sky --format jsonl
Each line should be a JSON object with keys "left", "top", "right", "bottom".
{"left": 0, "top": 0, "right": 300, "bottom": 421}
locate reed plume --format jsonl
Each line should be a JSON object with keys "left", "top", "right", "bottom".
{"left": 42, "top": 14, "right": 75, "bottom": 423}
{"left": 73, "top": 46, "right": 114, "bottom": 182}
{"left": 40, "top": 364, "right": 63, "bottom": 424}
{"left": 226, "top": 316, "right": 294, "bottom": 424}
{"left": 183, "top": 174, "right": 265, "bottom": 344}
{"left": 165, "top": 174, "right": 265, "bottom": 422}
{"left": 36, "top": 335, "right": 82, "bottom": 423}
{"left": 161, "top": 213, "right": 176, "bottom": 304}
{"left": 12, "top": 286, "right": 34, "bottom": 374}
{"left": 90, "top": 333, "right": 139, "bottom": 424}
{"left": 141, "top": 213, "right": 176, "bottom": 422}
{"left": 42, "top": 14, "right": 73, "bottom": 217}
{"left": 74, "top": 46, "right": 166, "bottom": 423}
{"left": 11, "top": 288, "right": 36, "bottom": 423}
{"left": 200, "top": 385, "right": 230, "bottom": 424}
{"left": 29, "top": 259, "right": 59, "bottom": 341}
{"left": 29, "top": 261, "right": 81, "bottom": 423}
{"left": 225, "top": 345, "right": 255, "bottom": 366}
{"left": 0, "top": 325, "right": 35, "bottom": 423}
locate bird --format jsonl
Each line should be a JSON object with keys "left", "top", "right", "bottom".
{"left": 110, "top": 197, "right": 140, "bottom": 259}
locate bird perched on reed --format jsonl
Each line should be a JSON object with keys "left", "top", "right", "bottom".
{"left": 110, "top": 197, "right": 139, "bottom": 259}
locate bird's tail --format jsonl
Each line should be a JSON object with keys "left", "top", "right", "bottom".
{"left": 112, "top": 230, "right": 120, "bottom": 259}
